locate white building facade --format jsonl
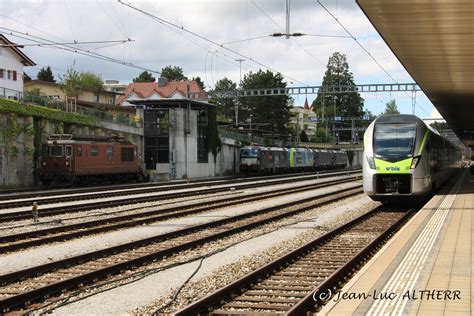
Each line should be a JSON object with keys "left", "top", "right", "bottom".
{"left": 0, "top": 35, "right": 36, "bottom": 99}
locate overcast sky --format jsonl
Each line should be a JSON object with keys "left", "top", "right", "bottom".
{"left": 1, "top": 0, "right": 440, "bottom": 118}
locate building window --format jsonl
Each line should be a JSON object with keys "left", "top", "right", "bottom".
{"left": 197, "top": 110, "right": 208, "bottom": 163}
{"left": 144, "top": 110, "right": 169, "bottom": 169}
{"left": 7, "top": 70, "right": 11, "bottom": 80}
{"left": 0, "top": 69, "right": 4, "bottom": 79}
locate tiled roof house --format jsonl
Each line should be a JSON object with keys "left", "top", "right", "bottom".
{"left": 117, "top": 78, "right": 206, "bottom": 106}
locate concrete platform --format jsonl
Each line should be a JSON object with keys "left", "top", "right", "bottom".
{"left": 319, "top": 169, "right": 473, "bottom": 315}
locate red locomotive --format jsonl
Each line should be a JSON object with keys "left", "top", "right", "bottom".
{"left": 37, "top": 134, "right": 147, "bottom": 185}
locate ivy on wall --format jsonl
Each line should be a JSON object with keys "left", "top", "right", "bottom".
{"left": 0, "top": 98, "right": 98, "bottom": 126}
{"left": 0, "top": 113, "right": 34, "bottom": 158}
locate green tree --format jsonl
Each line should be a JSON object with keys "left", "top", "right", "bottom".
{"left": 37, "top": 66, "right": 55, "bottom": 82}
{"left": 312, "top": 52, "right": 364, "bottom": 119}
{"left": 299, "top": 129, "right": 309, "bottom": 143}
{"left": 59, "top": 66, "right": 81, "bottom": 98}
{"left": 209, "top": 77, "right": 237, "bottom": 122}
{"left": 240, "top": 70, "right": 290, "bottom": 134}
{"left": 192, "top": 76, "right": 205, "bottom": 90}
{"left": 314, "top": 126, "right": 332, "bottom": 143}
{"left": 382, "top": 99, "right": 400, "bottom": 115}
{"left": 133, "top": 71, "right": 156, "bottom": 83}
{"left": 161, "top": 65, "right": 187, "bottom": 81}
{"left": 430, "top": 121, "right": 449, "bottom": 133}
{"left": 364, "top": 109, "right": 377, "bottom": 121}
{"left": 79, "top": 71, "right": 103, "bottom": 91}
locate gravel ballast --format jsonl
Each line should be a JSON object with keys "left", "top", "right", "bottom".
{"left": 45, "top": 195, "right": 378, "bottom": 315}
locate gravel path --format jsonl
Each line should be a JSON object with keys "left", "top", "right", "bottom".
{"left": 45, "top": 195, "right": 377, "bottom": 315}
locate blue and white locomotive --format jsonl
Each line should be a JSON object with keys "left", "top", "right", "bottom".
{"left": 239, "top": 145, "right": 347, "bottom": 174}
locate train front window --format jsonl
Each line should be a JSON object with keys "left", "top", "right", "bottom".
{"left": 374, "top": 123, "right": 416, "bottom": 160}
{"left": 65, "top": 146, "right": 72, "bottom": 157}
{"left": 240, "top": 148, "right": 259, "bottom": 158}
{"left": 50, "top": 145, "right": 63, "bottom": 157}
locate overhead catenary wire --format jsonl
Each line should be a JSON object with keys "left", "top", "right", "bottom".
{"left": 316, "top": 0, "right": 431, "bottom": 117}
{"left": 0, "top": 27, "right": 161, "bottom": 74}
{"left": 316, "top": 0, "right": 398, "bottom": 84}
{"left": 117, "top": 0, "right": 307, "bottom": 86}
{"left": 221, "top": 35, "right": 270, "bottom": 46}
{"left": 0, "top": 39, "right": 134, "bottom": 47}
{"left": 251, "top": 0, "right": 326, "bottom": 69}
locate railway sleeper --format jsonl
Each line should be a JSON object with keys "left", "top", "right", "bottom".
{"left": 245, "top": 291, "right": 307, "bottom": 298}
{"left": 221, "top": 302, "right": 290, "bottom": 311}
{"left": 234, "top": 296, "right": 300, "bottom": 304}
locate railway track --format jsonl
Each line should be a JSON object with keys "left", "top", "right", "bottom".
{"left": 0, "top": 175, "right": 235, "bottom": 198}
{"left": 0, "top": 185, "right": 362, "bottom": 313}
{"left": 0, "top": 176, "right": 359, "bottom": 253}
{"left": 0, "top": 170, "right": 360, "bottom": 222}
{"left": 175, "top": 206, "right": 414, "bottom": 315}
{"left": 0, "top": 168, "right": 359, "bottom": 203}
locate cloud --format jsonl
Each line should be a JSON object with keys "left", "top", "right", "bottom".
{"left": 1, "top": 0, "right": 419, "bottom": 97}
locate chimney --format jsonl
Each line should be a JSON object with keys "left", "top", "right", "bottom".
{"left": 158, "top": 77, "right": 168, "bottom": 87}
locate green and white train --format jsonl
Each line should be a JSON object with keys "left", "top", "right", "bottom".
{"left": 363, "top": 114, "right": 461, "bottom": 201}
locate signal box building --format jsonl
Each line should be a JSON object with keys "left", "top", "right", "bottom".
{"left": 131, "top": 99, "right": 238, "bottom": 180}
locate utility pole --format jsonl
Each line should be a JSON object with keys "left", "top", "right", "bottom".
{"left": 235, "top": 59, "right": 244, "bottom": 127}
{"left": 351, "top": 119, "right": 355, "bottom": 143}
{"left": 296, "top": 112, "right": 300, "bottom": 147}
{"left": 322, "top": 94, "right": 327, "bottom": 140}
{"left": 285, "top": 0, "right": 291, "bottom": 39}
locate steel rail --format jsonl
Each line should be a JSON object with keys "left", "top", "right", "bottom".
{"left": 175, "top": 207, "right": 413, "bottom": 315}
{"left": 0, "top": 176, "right": 358, "bottom": 253}
{"left": 0, "top": 170, "right": 360, "bottom": 222}
{"left": 0, "top": 168, "right": 360, "bottom": 202}
{"left": 0, "top": 186, "right": 362, "bottom": 312}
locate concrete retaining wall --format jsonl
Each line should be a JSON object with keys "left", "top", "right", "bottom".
{"left": 0, "top": 112, "right": 144, "bottom": 188}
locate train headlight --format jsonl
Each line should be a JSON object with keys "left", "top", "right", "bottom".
{"left": 366, "top": 156, "right": 376, "bottom": 169}
{"left": 42, "top": 162, "right": 46, "bottom": 166}
{"left": 65, "top": 161, "right": 70, "bottom": 166}
{"left": 410, "top": 156, "right": 421, "bottom": 169}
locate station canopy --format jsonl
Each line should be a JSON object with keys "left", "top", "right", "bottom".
{"left": 357, "top": 0, "right": 474, "bottom": 149}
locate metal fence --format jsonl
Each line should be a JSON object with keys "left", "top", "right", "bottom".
{"left": 0, "top": 87, "right": 23, "bottom": 100}
{"left": 219, "top": 128, "right": 268, "bottom": 145}
{"left": 23, "top": 93, "right": 139, "bottom": 127}
{"left": 218, "top": 128, "right": 363, "bottom": 150}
